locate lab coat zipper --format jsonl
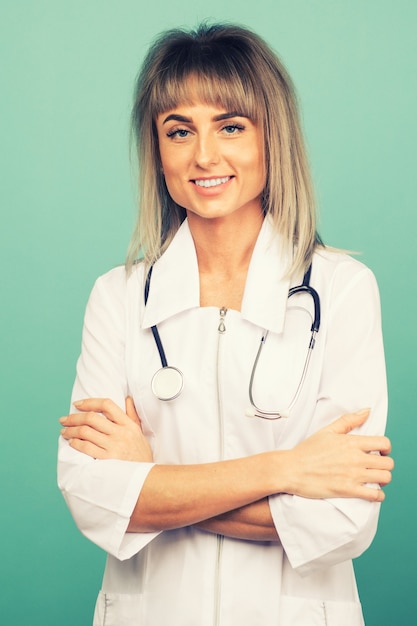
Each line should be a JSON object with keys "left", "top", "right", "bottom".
{"left": 322, "top": 601, "right": 329, "bottom": 626}
{"left": 216, "top": 307, "right": 227, "bottom": 459}
{"left": 214, "top": 307, "right": 227, "bottom": 626}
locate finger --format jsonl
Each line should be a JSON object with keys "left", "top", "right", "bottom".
{"left": 60, "top": 411, "right": 112, "bottom": 435}
{"left": 353, "top": 435, "right": 392, "bottom": 455}
{"left": 363, "top": 469, "right": 393, "bottom": 486}
{"left": 326, "top": 409, "right": 370, "bottom": 435}
{"left": 329, "top": 482, "right": 385, "bottom": 502}
{"left": 354, "top": 485, "right": 385, "bottom": 503}
{"left": 365, "top": 452, "right": 394, "bottom": 472}
{"left": 379, "top": 438, "right": 392, "bottom": 456}
{"left": 61, "top": 424, "right": 108, "bottom": 449}
{"left": 125, "top": 396, "right": 141, "bottom": 425}
{"left": 73, "top": 398, "right": 130, "bottom": 425}
{"left": 351, "top": 460, "right": 393, "bottom": 486}
{"left": 67, "top": 437, "right": 110, "bottom": 460}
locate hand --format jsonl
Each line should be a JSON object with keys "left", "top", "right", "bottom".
{"left": 286, "top": 409, "right": 393, "bottom": 502}
{"left": 60, "top": 397, "right": 153, "bottom": 462}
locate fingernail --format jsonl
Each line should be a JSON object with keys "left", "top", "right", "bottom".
{"left": 59, "top": 417, "right": 66, "bottom": 424}
{"left": 355, "top": 408, "right": 370, "bottom": 417}
{"left": 73, "top": 400, "right": 83, "bottom": 408}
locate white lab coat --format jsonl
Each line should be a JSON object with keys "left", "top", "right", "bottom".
{"left": 58, "top": 217, "right": 387, "bottom": 626}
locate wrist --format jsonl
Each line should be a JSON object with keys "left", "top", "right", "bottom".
{"left": 269, "top": 450, "right": 294, "bottom": 496}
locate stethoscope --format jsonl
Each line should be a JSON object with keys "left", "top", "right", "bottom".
{"left": 144, "top": 264, "right": 320, "bottom": 419}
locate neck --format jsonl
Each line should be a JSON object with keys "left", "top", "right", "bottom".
{"left": 187, "top": 210, "right": 264, "bottom": 310}
{"left": 188, "top": 210, "right": 264, "bottom": 277}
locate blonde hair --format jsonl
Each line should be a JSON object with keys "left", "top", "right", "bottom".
{"left": 128, "top": 23, "right": 322, "bottom": 275}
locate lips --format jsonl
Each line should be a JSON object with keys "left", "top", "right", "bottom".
{"left": 193, "top": 176, "right": 231, "bottom": 188}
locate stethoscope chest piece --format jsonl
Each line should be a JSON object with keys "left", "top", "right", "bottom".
{"left": 151, "top": 366, "right": 184, "bottom": 401}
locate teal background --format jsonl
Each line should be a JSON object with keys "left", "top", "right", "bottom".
{"left": 1, "top": 1, "right": 416, "bottom": 624}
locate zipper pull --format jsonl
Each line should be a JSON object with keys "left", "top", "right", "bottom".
{"left": 218, "top": 307, "right": 227, "bottom": 333}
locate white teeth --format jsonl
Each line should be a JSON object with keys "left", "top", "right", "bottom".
{"left": 194, "top": 176, "right": 230, "bottom": 188}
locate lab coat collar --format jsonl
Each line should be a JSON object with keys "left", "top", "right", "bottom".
{"left": 141, "top": 217, "right": 291, "bottom": 334}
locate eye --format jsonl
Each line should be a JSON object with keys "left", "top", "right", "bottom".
{"left": 221, "top": 124, "right": 245, "bottom": 135}
{"left": 166, "top": 128, "right": 190, "bottom": 139}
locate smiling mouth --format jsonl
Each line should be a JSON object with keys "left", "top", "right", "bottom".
{"left": 193, "top": 176, "right": 232, "bottom": 188}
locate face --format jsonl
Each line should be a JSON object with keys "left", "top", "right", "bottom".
{"left": 156, "top": 102, "right": 265, "bottom": 225}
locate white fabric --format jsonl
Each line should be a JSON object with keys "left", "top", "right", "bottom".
{"left": 57, "top": 217, "right": 387, "bottom": 625}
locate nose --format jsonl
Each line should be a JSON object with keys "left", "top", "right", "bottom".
{"left": 194, "top": 133, "right": 220, "bottom": 168}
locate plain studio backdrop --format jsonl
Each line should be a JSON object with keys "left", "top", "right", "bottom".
{"left": 1, "top": 1, "right": 415, "bottom": 624}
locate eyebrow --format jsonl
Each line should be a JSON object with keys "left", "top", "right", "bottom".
{"left": 162, "top": 111, "right": 248, "bottom": 124}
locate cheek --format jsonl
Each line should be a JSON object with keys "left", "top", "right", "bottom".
{"left": 159, "top": 150, "right": 178, "bottom": 184}
{"left": 161, "top": 166, "right": 189, "bottom": 206}
{"left": 239, "top": 141, "right": 265, "bottom": 175}
{"left": 159, "top": 146, "right": 172, "bottom": 176}
{"left": 163, "top": 173, "right": 181, "bottom": 201}
{"left": 160, "top": 146, "right": 186, "bottom": 181}
{"left": 245, "top": 151, "right": 266, "bottom": 192}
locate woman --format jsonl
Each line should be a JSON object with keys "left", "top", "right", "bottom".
{"left": 58, "top": 23, "right": 393, "bottom": 625}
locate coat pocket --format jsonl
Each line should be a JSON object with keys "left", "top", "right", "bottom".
{"left": 93, "top": 590, "right": 144, "bottom": 626}
{"left": 279, "top": 595, "right": 364, "bottom": 626}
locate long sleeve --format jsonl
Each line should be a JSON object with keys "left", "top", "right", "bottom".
{"left": 269, "top": 259, "right": 388, "bottom": 576}
{"left": 57, "top": 267, "right": 158, "bottom": 560}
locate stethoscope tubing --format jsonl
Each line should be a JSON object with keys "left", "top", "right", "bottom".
{"left": 247, "top": 269, "right": 320, "bottom": 419}
{"left": 144, "top": 265, "right": 184, "bottom": 400}
{"left": 144, "top": 263, "right": 320, "bottom": 412}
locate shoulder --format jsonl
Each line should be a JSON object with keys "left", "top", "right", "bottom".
{"left": 92, "top": 263, "right": 145, "bottom": 293}
{"left": 86, "top": 263, "right": 146, "bottom": 315}
{"left": 313, "top": 247, "right": 377, "bottom": 283}
{"left": 312, "top": 247, "right": 380, "bottom": 308}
